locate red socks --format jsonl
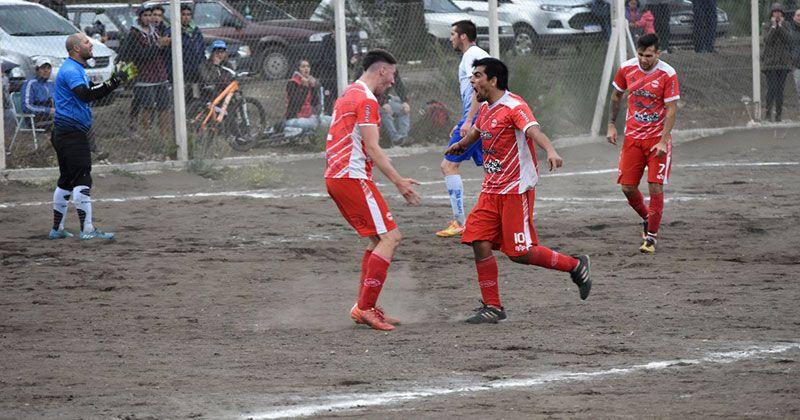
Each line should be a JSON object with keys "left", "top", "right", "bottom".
{"left": 360, "top": 250, "right": 372, "bottom": 281}
{"left": 476, "top": 255, "right": 501, "bottom": 308}
{"left": 626, "top": 189, "right": 649, "bottom": 220}
{"left": 357, "top": 252, "right": 390, "bottom": 310}
{"left": 647, "top": 192, "right": 664, "bottom": 235}
{"left": 527, "top": 246, "right": 578, "bottom": 272}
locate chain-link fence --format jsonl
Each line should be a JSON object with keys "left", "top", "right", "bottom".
{"left": 2, "top": 0, "right": 799, "bottom": 172}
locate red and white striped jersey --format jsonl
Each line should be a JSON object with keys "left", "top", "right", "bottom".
{"left": 474, "top": 91, "right": 540, "bottom": 195}
{"left": 324, "top": 80, "right": 381, "bottom": 180}
{"left": 612, "top": 58, "right": 680, "bottom": 140}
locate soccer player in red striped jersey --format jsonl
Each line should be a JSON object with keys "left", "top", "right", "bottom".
{"left": 445, "top": 57, "right": 591, "bottom": 324}
{"left": 607, "top": 33, "right": 679, "bottom": 254}
{"left": 324, "top": 49, "right": 421, "bottom": 331}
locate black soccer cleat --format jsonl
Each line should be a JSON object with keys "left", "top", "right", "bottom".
{"left": 465, "top": 301, "right": 507, "bottom": 324}
{"left": 642, "top": 220, "right": 649, "bottom": 239}
{"left": 570, "top": 255, "right": 591, "bottom": 300}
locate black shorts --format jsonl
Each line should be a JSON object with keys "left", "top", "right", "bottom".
{"left": 51, "top": 127, "right": 92, "bottom": 190}
{"left": 133, "top": 83, "right": 171, "bottom": 111}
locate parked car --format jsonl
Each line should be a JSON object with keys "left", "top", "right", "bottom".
{"left": 311, "top": 0, "right": 514, "bottom": 53}
{"left": 0, "top": 0, "right": 117, "bottom": 99}
{"left": 144, "top": 0, "right": 359, "bottom": 80}
{"left": 66, "top": 3, "right": 137, "bottom": 51}
{"left": 453, "top": 0, "right": 605, "bottom": 55}
{"left": 668, "top": 0, "right": 730, "bottom": 43}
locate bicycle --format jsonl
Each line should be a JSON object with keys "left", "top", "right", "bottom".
{"left": 187, "top": 78, "right": 266, "bottom": 153}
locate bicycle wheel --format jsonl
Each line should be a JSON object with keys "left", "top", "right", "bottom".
{"left": 227, "top": 97, "right": 266, "bottom": 152}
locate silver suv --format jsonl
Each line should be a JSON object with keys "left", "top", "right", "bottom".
{"left": 0, "top": 0, "right": 117, "bottom": 94}
{"left": 454, "top": 0, "right": 604, "bottom": 55}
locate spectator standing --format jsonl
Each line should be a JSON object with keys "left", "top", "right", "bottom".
{"left": 789, "top": 8, "right": 800, "bottom": 110}
{"left": 128, "top": 4, "right": 172, "bottom": 140}
{"left": 284, "top": 59, "right": 331, "bottom": 135}
{"left": 692, "top": 0, "right": 717, "bottom": 53}
{"left": 180, "top": 5, "right": 205, "bottom": 84}
{"left": 762, "top": 3, "right": 792, "bottom": 122}
{"left": 38, "top": 0, "right": 67, "bottom": 19}
{"left": 21, "top": 57, "right": 55, "bottom": 126}
{"left": 626, "top": 0, "right": 655, "bottom": 39}
{"left": 644, "top": 0, "right": 672, "bottom": 52}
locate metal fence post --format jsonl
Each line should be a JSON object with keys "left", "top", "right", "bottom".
{"left": 751, "top": 0, "right": 761, "bottom": 122}
{"left": 0, "top": 68, "right": 5, "bottom": 171}
{"left": 334, "top": 0, "right": 347, "bottom": 99}
{"left": 488, "top": 0, "right": 499, "bottom": 57}
{"left": 170, "top": 0, "right": 188, "bottom": 161}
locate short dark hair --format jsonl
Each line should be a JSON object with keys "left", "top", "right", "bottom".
{"left": 636, "top": 33, "right": 659, "bottom": 51}
{"left": 180, "top": 4, "right": 193, "bottom": 12}
{"left": 452, "top": 20, "right": 477, "bottom": 42}
{"left": 472, "top": 57, "right": 508, "bottom": 90}
{"left": 362, "top": 49, "right": 397, "bottom": 71}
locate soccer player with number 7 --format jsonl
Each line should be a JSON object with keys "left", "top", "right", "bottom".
{"left": 606, "top": 34, "right": 680, "bottom": 254}
{"left": 445, "top": 57, "right": 591, "bottom": 325}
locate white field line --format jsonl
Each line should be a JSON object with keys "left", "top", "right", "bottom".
{"left": 244, "top": 342, "right": 800, "bottom": 419}
{"left": 1, "top": 161, "right": 796, "bottom": 209}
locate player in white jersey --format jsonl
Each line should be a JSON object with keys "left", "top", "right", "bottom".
{"left": 436, "top": 20, "right": 491, "bottom": 238}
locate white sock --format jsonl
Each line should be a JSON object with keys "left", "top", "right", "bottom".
{"left": 72, "top": 186, "right": 93, "bottom": 233}
{"left": 52, "top": 187, "right": 71, "bottom": 231}
{"left": 445, "top": 174, "right": 465, "bottom": 225}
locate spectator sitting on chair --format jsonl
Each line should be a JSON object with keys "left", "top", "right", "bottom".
{"left": 284, "top": 59, "right": 331, "bottom": 135}
{"left": 21, "top": 57, "right": 55, "bottom": 128}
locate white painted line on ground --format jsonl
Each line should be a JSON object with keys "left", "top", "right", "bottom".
{"left": 243, "top": 342, "right": 799, "bottom": 419}
{"left": 1, "top": 161, "right": 796, "bottom": 209}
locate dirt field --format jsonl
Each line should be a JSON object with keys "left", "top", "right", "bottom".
{"left": 1, "top": 126, "right": 799, "bottom": 419}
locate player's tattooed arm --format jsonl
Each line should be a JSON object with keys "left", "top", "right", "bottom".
{"left": 606, "top": 90, "right": 624, "bottom": 145}
{"left": 526, "top": 125, "right": 563, "bottom": 171}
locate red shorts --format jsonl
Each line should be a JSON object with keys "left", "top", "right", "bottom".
{"left": 617, "top": 136, "right": 672, "bottom": 185}
{"left": 461, "top": 190, "right": 538, "bottom": 257}
{"left": 326, "top": 178, "right": 397, "bottom": 237}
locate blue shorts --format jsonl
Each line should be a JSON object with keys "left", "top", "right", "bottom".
{"left": 445, "top": 115, "right": 483, "bottom": 166}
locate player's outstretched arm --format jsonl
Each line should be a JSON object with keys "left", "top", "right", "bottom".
{"left": 607, "top": 89, "right": 624, "bottom": 145}
{"left": 70, "top": 63, "right": 136, "bottom": 103}
{"left": 361, "top": 125, "right": 421, "bottom": 205}
{"left": 444, "top": 125, "right": 481, "bottom": 156}
{"left": 526, "top": 125, "right": 563, "bottom": 172}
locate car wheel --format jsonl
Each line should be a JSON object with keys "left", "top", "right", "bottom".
{"left": 260, "top": 47, "right": 289, "bottom": 80}
{"left": 513, "top": 25, "right": 538, "bottom": 56}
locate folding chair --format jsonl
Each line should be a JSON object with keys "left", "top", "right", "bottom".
{"left": 9, "top": 91, "right": 45, "bottom": 152}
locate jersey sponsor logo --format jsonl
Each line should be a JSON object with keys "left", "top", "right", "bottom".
{"left": 650, "top": 80, "right": 660, "bottom": 88}
{"left": 491, "top": 118, "right": 498, "bottom": 128}
{"left": 516, "top": 109, "right": 530, "bottom": 123}
{"left": 633, "top": 111, "right": 660, "bottom": 123}
{"left": 633, "top": 100, "right": 656, "bottom": 110}
{"left": 632, "top": 89, "right": 657, "bottom": 99}
{"left": 364, "top": 104, "right": 372, "bottom": 122}
{"left": 484, "top": 159, "right": 502, "bottom": 174}
{"left": 480, "top": 130, "right": 492, "bottom": 140}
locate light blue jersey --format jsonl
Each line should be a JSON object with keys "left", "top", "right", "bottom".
{"left": 458, "top": 45, "right": 490, "bottom": 117}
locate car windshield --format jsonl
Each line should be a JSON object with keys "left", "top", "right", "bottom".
{"left": 106, "top": 7, "right": 137, "bottom": 30}
{"left": 424, "top": 0, "right": 462, "bottom": 14}
{"left": 0, "top": 4, "right": 78, "bottom": 36}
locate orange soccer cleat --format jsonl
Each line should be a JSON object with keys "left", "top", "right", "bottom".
{"left": 436, "top": 220, "right": 465, "bottom": 237}
{"left": 350, "top": 304, "right": 396, "bottom": 331}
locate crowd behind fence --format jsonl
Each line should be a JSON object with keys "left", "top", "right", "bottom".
{"left": 1, "top": 0, "right": 799, "bottom": 172}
